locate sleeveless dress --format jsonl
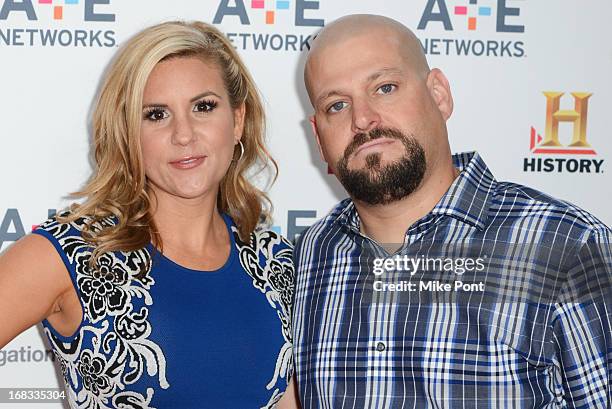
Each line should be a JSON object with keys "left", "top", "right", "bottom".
{"left": 33, "top": 212, "right": 294, "bottom": 409}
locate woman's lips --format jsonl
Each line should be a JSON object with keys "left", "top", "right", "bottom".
{"left": 169, "top": 155, "right": 206, "bottom": 169}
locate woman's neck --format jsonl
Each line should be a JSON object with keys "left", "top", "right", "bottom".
{"left": 148, "top": 187, "right": 230, "bottom": 270}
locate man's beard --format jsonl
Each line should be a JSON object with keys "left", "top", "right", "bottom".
{"left": 336, "top": 127, "right": 426, "bottom": 206}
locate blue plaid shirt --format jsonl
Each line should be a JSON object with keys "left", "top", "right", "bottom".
{"left": 293, "top": 151, "right": 612, "bottom": 408}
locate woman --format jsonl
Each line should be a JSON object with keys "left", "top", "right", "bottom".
{"left": 0, "top": 21, "right": 298, "bottom": 408}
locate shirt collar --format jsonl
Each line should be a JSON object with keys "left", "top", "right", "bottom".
{"left": 333, "top": 151, "right": 495, "bottom": 232}
{"left": 430, "top": 151, "right": 494, "bottom": 230}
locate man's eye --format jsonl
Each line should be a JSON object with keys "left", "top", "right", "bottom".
{"left": 194, "top": 99, "right": 218, "bottom": 113}
{"left": 144, "top": 108, "right": 168, "bottom": 121}
{"left": 328, "top": 101, "right": 347, "bottom": 113}
{"left": 377, "top": 84, "right": 396, "bottom": 94}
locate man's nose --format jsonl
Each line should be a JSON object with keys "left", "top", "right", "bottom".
{"left": 351, "top": 99, "right": 381, "bottom": 134}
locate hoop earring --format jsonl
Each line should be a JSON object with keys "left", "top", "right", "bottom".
{"left": 236, "top": 140, "right": 244, "bottom": 162}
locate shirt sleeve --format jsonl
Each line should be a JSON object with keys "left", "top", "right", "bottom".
{"left": 552, "top": 226, "right": 612, "bottom": 408}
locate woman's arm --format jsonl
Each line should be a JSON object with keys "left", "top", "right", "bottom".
{"left": 0, "top": 234, "right": 74, "bottom": 348}
{"left": 276, "top": 376, "right": 301, "bottom": 409}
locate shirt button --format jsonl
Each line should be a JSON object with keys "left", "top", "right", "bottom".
{"left": 376, "top": 342, "right": 386, "bottom": 352}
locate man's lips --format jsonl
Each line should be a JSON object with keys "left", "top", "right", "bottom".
{"left": 169, "top": 155, "right": 206, "bottom": 169}
{"left": 352, "top": 138, "right": 396, "bottom": 157}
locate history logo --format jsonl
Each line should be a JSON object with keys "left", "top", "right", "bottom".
{"left": 524, "top": 92, "right": 604, "bottom": 174}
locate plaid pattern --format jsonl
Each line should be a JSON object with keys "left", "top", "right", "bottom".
{"left": 293, "top": 151, "right": 612, "bottom": 408}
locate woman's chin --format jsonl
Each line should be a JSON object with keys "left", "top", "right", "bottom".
{"left": 149, "top": 182, "right": 218, "bottom": 202}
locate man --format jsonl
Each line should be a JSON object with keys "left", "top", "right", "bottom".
{"left": 292, "top": 14, "right": 612, "bottom": 408}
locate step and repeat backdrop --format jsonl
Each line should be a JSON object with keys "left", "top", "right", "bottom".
{"left": 1, "top": 0, "right": 610, "bottom": 407}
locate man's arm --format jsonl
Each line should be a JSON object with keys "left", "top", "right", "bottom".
{"left": 552, "top": 227, "right": 612, "bottom": 407}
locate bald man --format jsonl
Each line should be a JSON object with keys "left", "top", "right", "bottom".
{"left": 292, "top": 14, "right": 612, "bottom": 408}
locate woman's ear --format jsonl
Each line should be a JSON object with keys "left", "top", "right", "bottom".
{"left": 233, "top": 102, "right": 246, "bottom": 142}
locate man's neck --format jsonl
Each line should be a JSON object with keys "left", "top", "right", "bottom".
{"left": 355, "top": 162, "right": 459, "bottom": 251}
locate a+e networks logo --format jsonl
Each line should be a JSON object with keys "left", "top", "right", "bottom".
{"left": 213, "top": 0, "right": 324, "bottom": 52}
{"left": 417, "top": 0, "right": 525, "bottom": 58}
{"left": 0, "top": 0, "right": 116, "bottom": 48}
{"left": 0, "top": 208, "right": 315, "bottom": 247}
{"left": 523, "top": 92, "right": 604, "bottom": 174}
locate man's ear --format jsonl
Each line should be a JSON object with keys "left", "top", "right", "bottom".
{"left": 426, "top": 68, "right": 454, "bottom": 121}
{"left": 309, "top": 115, "right": 327, "bottom": 163}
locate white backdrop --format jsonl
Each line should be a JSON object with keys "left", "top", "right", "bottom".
{"left": 1, "top": 0, "right": 610, "bottom": 407}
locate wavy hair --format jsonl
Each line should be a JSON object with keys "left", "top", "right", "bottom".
{"left": 60, "top": 21, "right": 276, "bottom": 265}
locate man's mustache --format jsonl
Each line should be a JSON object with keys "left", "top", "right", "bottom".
{"left": 343, "top": 127, "right": 407, "bottom": 159}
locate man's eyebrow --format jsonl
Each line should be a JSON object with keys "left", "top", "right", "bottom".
{"left": 366, "top": 68, "right": 403, "bottom": 83}
{"left": 314, "top": 68, "right": 404, "bottom": 109}
{"left": 315, "top": 90, "right": 344, "bottom": 109}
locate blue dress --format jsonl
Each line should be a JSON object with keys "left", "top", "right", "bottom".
{"left": 33, "top": 212, "right": 294, "bottom": 409}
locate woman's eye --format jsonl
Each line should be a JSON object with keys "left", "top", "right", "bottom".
{"left": 377, "top": 84, "right": 396, "bottom": 94}
{"left": 328, "top": 101, "right": 347, "bottom": 113}
{"left": 144, "top": 108, "right": 168, "bottom": 121}
{"left": 194, "top": 100, "right": 218, "bottom": 113}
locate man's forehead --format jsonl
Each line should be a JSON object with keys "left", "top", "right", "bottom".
{"left": 308, "top": 14, "right": 405, "bottom": 53}
{"left": 304, "top": 15, "right": 429, "bottom": 105}
{"left": 311, "top": 28, "right": 400, "bottom": 59}
{"left": 310, "top": 41, "right": 408, "bottom": 86}
{"left": 310, "top": 34, "right": 405, "bottom": 76}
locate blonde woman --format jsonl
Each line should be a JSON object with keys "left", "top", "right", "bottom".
{"left": 0, "top": 21, "right": 298, "bottom": 408}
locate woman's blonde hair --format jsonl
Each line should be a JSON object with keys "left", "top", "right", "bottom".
{"left": 60, "top": 21, "right": 276, "bottom": 263}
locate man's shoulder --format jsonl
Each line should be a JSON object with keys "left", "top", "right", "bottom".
{"left": 492, "top": 180, "right": 609, "bottom": 236}
{"left": 295, "top": 198, "right": 352, "bottom": 252}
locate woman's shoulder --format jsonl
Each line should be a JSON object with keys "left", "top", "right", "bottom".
{"left": 229, "top": 223, "right": 294, "bottom": 348}
{"left": 36, "top": 209, "right": 115, "bottom": 240}
{"left": 229, "top": 222, "right": 294, "bottom": 291}
{"left": 33, "top": 210, "right": 120, "bottom": 266}
{"left": 231, "top": 223, "right": 293, "bottom": 259}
